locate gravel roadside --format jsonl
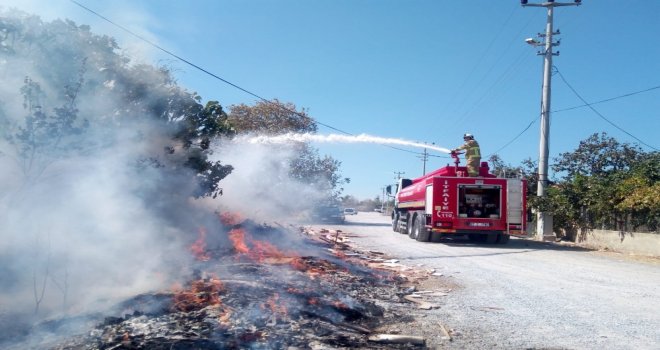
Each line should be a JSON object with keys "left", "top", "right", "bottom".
{"left": 322, "top": 212, "right": 660, "bottom": 350}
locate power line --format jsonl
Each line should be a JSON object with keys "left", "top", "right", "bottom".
{"left": 555, "top": 68, "right": 658, "bottom": 151}
{"left": 69, "top": 0, "right": 429, "bottom": 157}
{"left": 489, "top": 81, "right": 660, "bottom": 156}
{"left": 443, "top": 4, "right": 520, "bottom": 121}
{"left": 553, "top": 84, "right": 660, "bottom": 113}
{"left": 487, "top": 116, "right": 538, "bottom": 158}
{"left": 68, "top": 2, "right": 348, "bottom": 129}
{"left": 453, "top": 18, "right": 536, "bottom": 126}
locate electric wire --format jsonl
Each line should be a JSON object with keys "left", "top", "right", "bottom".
{"left": 459, "top": 49, "right": 532, "bottom": 124}
{"left": 489, "top": 76, "right": 660, "bottom": 157}
{"left": 69, "top": 0, "right": 428, "bottom": 157}
{"left": 451, "top": 13, "right": 535, "bottom": 128}
{"left": 553, "top": 85, "right": 660, "bottom": 113}
{"left": 487, "top": 116, "right": 538, "bottom": 158}
{"left": 555, "top": 68, "right": 658, "bottom": 151}
{"left": 442, "top": 4, "right": 519, "bottom": 120}
{"left": 75, "top": 1, "right": 657, "bottom": 162}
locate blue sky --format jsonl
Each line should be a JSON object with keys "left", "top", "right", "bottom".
{"left": 7, "top": 0, "right": 660, "bottom": 199}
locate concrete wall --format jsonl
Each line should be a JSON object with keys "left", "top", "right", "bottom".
{"left": 578, "top": 230, "right": 660, "bottom": 257}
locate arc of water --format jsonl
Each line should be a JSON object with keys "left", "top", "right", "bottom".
{"left": 239, "top": 133, "right": 452, "bottom": 154}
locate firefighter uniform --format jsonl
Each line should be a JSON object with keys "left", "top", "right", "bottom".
{"left": 454, "top": 136, "right": 481, "bottom": 177}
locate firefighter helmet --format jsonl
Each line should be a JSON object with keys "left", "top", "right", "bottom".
{"left": 463, "top": 133, "right": 474, "bottom": 140}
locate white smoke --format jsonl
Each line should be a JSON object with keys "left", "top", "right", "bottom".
{"left": 197, "top": 139, "right": 328, "bottom": 223}
{"left": 239, "top": 132, "right": 453, "bottom": 154}
{"left": 0, "top": 7, "right": 196, "bottom": 325}
{"left": 0, "top": 128, "right": 193, "bottom": 318}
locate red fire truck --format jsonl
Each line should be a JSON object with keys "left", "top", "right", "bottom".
{"left": 388, "top": 153, "right": 527, "bottom": 244}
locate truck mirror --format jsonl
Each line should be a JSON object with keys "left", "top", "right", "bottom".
{"left": 386, "top": 185, "right": 392, "bottom": 194}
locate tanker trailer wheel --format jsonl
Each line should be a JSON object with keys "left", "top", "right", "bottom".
{"left": 414, "top": 214, "right": 431, "bottom": 242}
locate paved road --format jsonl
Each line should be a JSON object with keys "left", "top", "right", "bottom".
{"left": 327, "top": 212, "right": 660, "bottom": 349}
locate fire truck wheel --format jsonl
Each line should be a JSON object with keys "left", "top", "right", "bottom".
{"left": 406, "top": 213, "right": 415, "bottom": 238}
{"left": 468, "top": 234, "right": 480, "bottom": 242}
{"left": 392, "top": 213, "right": 399, "bottom": 232}
{"left": 485, "top": 233, "right": 498, "bottom": 244}
{"left": 496, "top": 233, "right": 510, "bottom": 244}
{"left": 414, "top": 215, "right": 431, "bottom": 242}
{"left": 397, "top": 213, "right": 407, "bottom": 234}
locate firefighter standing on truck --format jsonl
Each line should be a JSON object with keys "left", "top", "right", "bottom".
{"left": 452, "top": 133, "right": 481, "bottom": 177}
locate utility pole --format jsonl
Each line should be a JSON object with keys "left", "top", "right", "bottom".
{"left": 393, "top": 171, "right": 405, "bottom": 180}
{"left": 420, "top": 148, "right": 429, "bottom": 175}
{"left": 522, "top": 0, "right": 581, "bottom": 241}
{"left": 417, "top": 142, "right": 435, "bottom": 175}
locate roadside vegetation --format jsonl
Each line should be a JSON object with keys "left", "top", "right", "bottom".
{"left": 490, "top": 133, "right": 659, "bottom": 241}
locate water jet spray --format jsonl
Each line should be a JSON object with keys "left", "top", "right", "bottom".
{"left": 237, "top": 133, "right": 452, "bottom": 154}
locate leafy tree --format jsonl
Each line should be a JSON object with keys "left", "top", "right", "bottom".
{"left": 614, "top": 152, "right": 660, "bottom": 231}
{"left": 228, "top": 99, "right": 316, "bottom": 135}
{"left": 488, "top": 154, "right": 526, "bottom": 178}
{"left": 289, "top": 143, "right": 348, "bottom": 200}
{"left": 5, "top": 74, "right": 88, "bottom": 187}
{"left": 542, "top": 133, "right": 657, "bottom": 239}
{"left": 552, "top": 132, "right": 643, "bottom": 178}
{"left": 545, "top": 174, "right": 593, "bottom": 241}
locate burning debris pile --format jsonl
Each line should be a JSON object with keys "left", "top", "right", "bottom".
{"left": 35, "top": 213, "right": 435, "bottom": 349}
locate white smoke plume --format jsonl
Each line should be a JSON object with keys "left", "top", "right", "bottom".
{"left": 197, "top": 139, "right": 329, "bottom": 223}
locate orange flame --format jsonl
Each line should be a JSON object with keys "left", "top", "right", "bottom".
{"left": 228, "top": 228, "right": 300, "bottom": 264}
{"left": 251, "top": 240, "right": 286, "bottom": 261}
{"left": 172, "top": 276, "right": 224, "bottom": 312}
{"left": 190, "top": 227, "right": 210, "bottom": 261}
{"left": 228, "top": 228, "right": 250, "bottom": 255}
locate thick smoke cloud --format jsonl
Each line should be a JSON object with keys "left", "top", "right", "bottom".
{"left": 0, "top": 6, "right": 330, "bottom": 334}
